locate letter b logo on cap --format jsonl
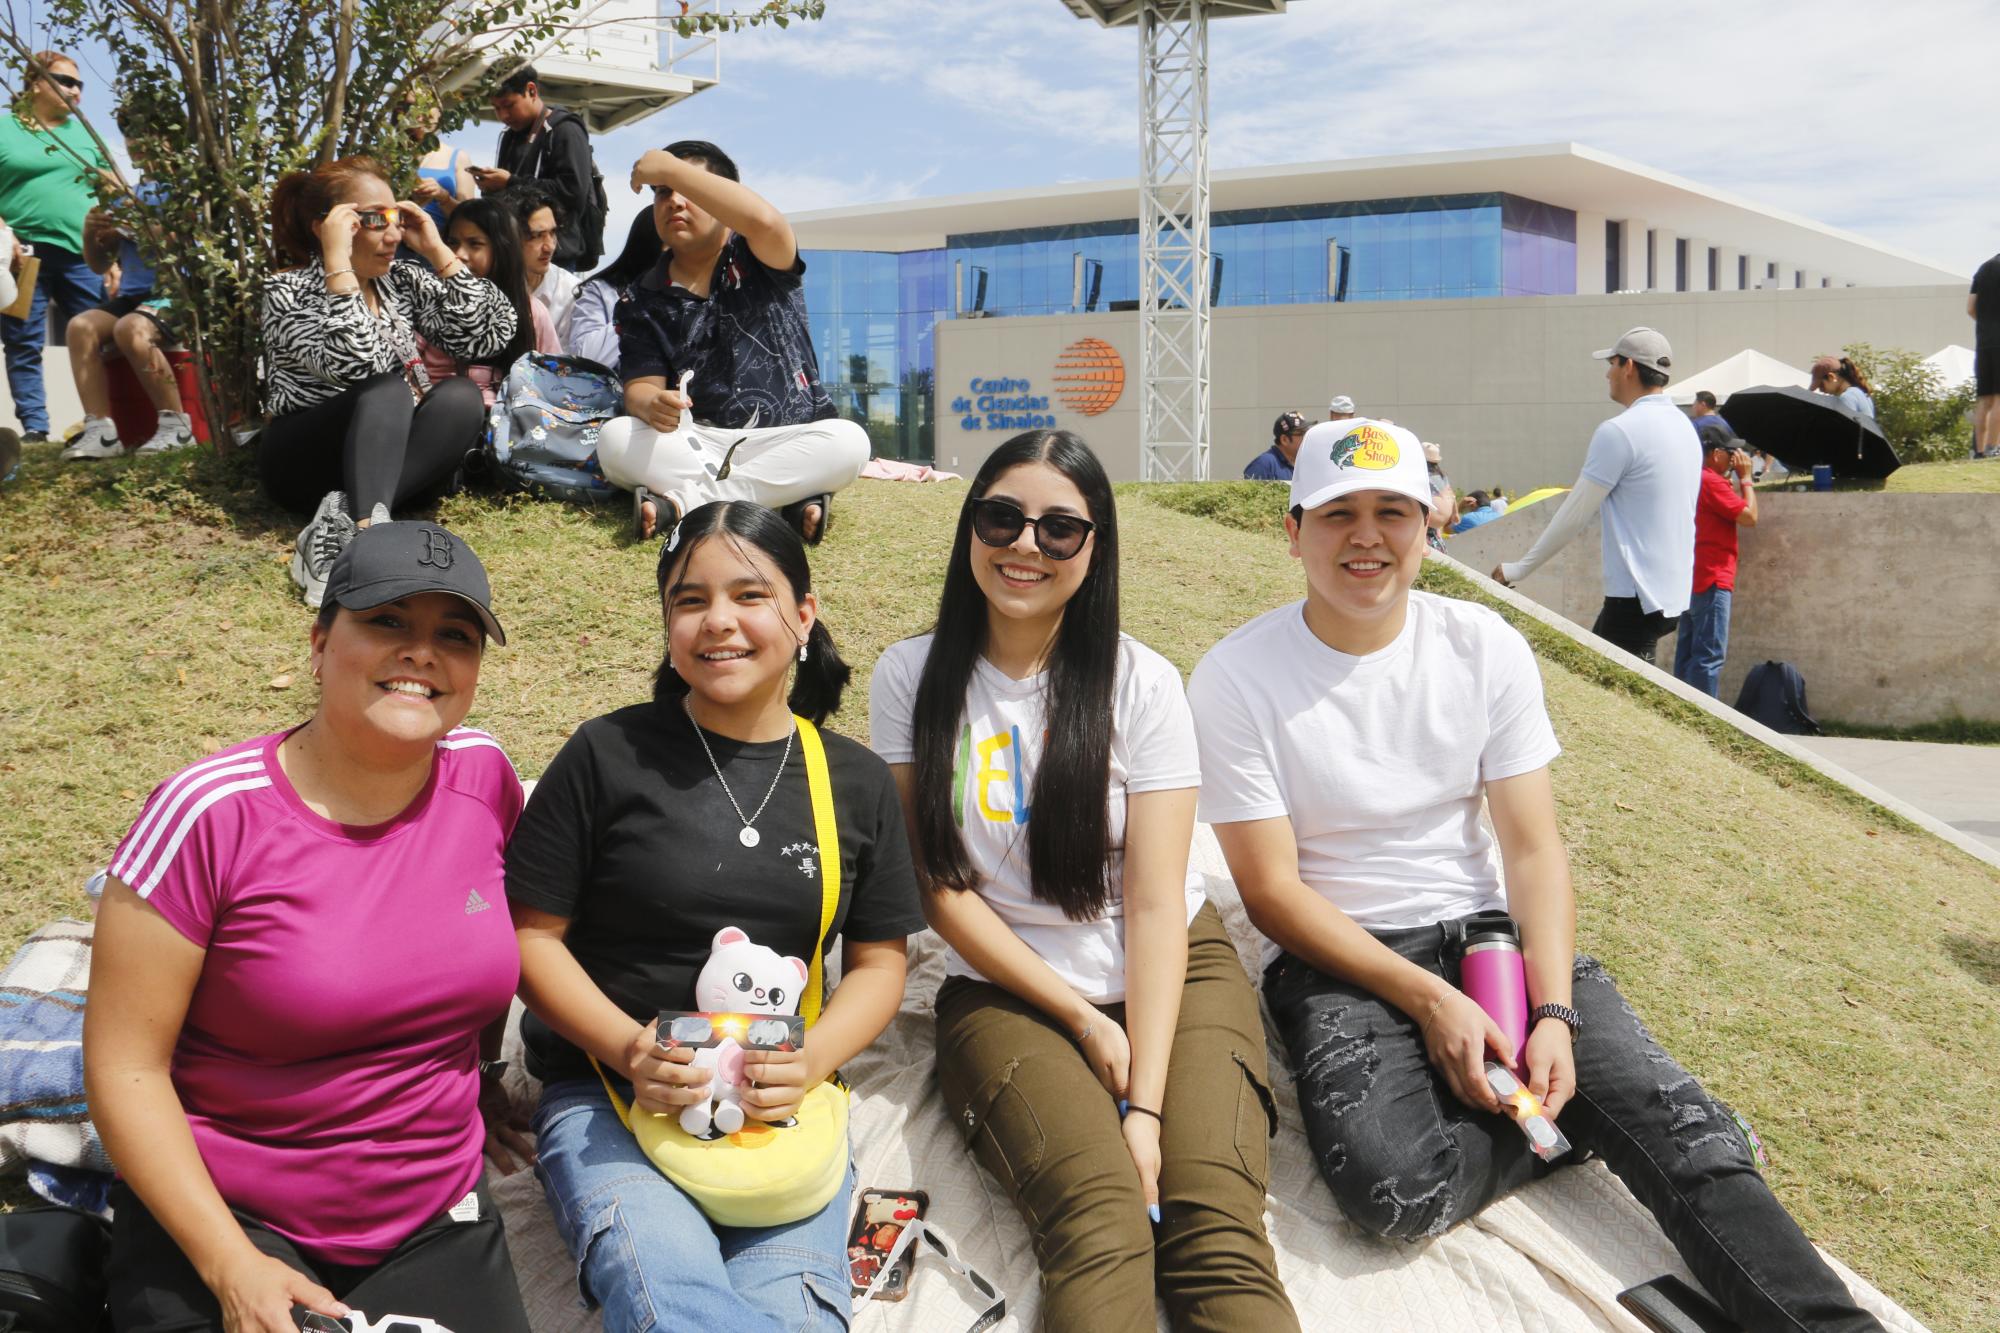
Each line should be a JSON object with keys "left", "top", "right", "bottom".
{"left": 417, "top": 528, "right": 455, "bottom": 569}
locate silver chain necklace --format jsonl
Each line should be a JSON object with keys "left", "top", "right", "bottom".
{"left": 683, "top": 697, "right": 794, "bottom": 848}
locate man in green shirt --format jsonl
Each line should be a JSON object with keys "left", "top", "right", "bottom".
{"left": 0, "top": 51, "right": 108, "bottom": 443}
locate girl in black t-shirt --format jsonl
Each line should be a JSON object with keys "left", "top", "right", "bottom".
{"left": 506, "top": 501, "right": 924, "bottom": 1332}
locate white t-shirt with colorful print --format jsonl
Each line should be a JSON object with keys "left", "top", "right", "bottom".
{"left": 870, "top": 633, "right": 1203, "bottom": 1004}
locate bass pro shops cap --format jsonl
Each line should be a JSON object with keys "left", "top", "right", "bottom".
{"left": 1290, "top": 419, "right": 1432, "bottom": 513}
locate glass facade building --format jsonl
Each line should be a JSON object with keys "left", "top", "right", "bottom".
{"left": 802, "top": 192, "right": 1576, "bottom": 460}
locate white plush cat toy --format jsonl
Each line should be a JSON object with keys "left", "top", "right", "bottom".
{"left": 680, "top": 926, "right": 810, "bottom": 1138}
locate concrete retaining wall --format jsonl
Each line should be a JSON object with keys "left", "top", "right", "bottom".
{"left": 1444, "top": 491, "right": 2000, "bottom": 727}
{"left": 935, "top": 284, "right": 1970, "bottom": 492}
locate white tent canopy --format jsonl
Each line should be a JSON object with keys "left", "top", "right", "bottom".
{"left": 1671, "top": 349, "right": 1811, "bottom": 404}
{"left": 1923, "top": 344, "right": 1975, "bottom": 390}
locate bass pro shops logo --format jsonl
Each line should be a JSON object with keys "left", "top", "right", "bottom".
{"left": 1330, "top": 423, "right": 1400, "bottom": 471}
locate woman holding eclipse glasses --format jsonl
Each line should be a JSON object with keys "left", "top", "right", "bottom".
{"left": 869, "top": 431, "right": 1299, "bottom": 1331}
{"left": 261, "top": 155, "right": 517, "bottom": 609}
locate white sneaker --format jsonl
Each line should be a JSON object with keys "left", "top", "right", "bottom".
{"left": 368, "top": 502, "right": 392, "bottom": 526}
{"left": 291, "top": 491, "right": 357, "bottom": 609}
{"left": 134, "top": 412, "right": 195, "bottom": 454}
{"left": 59, "top": 417, "right": 122, "bottom": 460}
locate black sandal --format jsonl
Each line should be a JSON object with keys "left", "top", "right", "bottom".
{"left": 632, "top": 486, "right": 679, "bottom": 543}
{"left": 783, "top": 492, "right": 834, "bottom": 546}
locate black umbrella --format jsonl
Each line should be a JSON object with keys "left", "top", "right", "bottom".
{"left": 1719, "top": 385, "right": 1899, "bottom": 479}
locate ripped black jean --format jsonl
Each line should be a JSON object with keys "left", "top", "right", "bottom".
{"left": 1266, "top": 921, "right": 1883, "bottom": 1333}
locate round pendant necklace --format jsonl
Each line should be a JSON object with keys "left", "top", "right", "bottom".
{"left": 683, "top": 697, "right": 793, "bottom": 849}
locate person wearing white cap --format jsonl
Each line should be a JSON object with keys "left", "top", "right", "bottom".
{"left": 1185, "top": 417, "right": 1887, "bottom": 1333}
{"left": 1491, "top": 327, "right": 1699, "bottom": 664}
{"left": 1327, "top": 394, "right": 1356, "bottom": 421}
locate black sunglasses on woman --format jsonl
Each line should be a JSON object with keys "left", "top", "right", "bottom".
{"left": 968, "top": 497, "right": 1095, "bottom": 561}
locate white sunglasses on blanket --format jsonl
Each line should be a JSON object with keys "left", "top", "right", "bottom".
{"left": 852, "top": 1217, "right": 1007, "bottom": 1333}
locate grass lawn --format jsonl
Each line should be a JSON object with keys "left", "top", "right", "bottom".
{"left": 1753, "top": 457, "right": 2000, "bottom": 495}
{"left": 3, "top": 446, "right": 1997, "bottom": 1329}
{"left": 1881, "top": 458, "right": 2000, "bottom": 493}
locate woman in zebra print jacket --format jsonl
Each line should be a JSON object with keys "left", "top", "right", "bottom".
{"left": 259, "top": 155, "right": 516, "bottom": 608}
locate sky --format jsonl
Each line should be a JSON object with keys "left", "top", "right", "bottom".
{"left": 47, "top": 0, "right": 1998, "bottom": 274}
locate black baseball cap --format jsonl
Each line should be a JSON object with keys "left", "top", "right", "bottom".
{"left": 1695, "top": 420, "right": 1742, "bottom": 451}
{"left": 1273, "top": 410, "right": 1307, "bottom": 440}
{"left": 323, "top": 523, "right": 507, "bottom": 646}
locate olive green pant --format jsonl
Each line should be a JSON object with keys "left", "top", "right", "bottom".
{"left": 934, "top": 902, "right": 1299, "bottom": 1333}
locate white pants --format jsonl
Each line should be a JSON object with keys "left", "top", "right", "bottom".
{"left": 595, "top": 414, "right": 870, "bottom": 520}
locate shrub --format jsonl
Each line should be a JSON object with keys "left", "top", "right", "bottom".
{"left": 1845, "top": 342, "right": 1975, "bottom": 462}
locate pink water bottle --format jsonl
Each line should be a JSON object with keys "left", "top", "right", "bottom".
{"left": 1458, "top": 911, "right": 1528, "bottom": 1060}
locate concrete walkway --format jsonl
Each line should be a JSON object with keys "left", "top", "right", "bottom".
{"left": 1797, "top": 737, "right": 2000, "bottom": 853}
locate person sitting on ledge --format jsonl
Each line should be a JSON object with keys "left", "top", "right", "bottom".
{"left": 1188, "top": 417, "right": 1886, "bottom": 1333}
{"left": 593, "top": 140, "right": 868, "bottom": 546}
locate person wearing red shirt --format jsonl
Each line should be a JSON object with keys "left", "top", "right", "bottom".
{"left": 1672, "top": 425, "right": 1759, "bottom": 696}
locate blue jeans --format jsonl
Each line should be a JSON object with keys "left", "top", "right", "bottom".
{"left": 532, "top": 1078, "right": 853, "bottom": 1333}
{"left": 1, "top": 244, "right": 102, "bottom": 434}
{"left": 1672, "top": 585, "right": 1733, "bottom": 698}
{"left": 1267, "top": 922, "right": 1882, "bottom": 1332}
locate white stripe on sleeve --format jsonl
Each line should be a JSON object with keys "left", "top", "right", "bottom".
{"left": 113, "top": 759, "right": 266, "bottom": 884}
{"left": 133, "top": 776, "right": 273, "bottom": 900}
{"left": 111, "top": 750, "right": 264, "bottom": 881}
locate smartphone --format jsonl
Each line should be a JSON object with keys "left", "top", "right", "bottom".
{"left": 846, "top": 1187, "right": 929, "bottom": 1301}
{"left": 1615, "top": 1276, "right": 1740, "bottom": 1333}
{"left": 654, "top": 1010, "right": 803, "bottom": 1053}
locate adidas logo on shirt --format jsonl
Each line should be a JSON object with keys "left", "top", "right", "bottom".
{"left": 464, "top": 888, "right": 492, "bottom": 915}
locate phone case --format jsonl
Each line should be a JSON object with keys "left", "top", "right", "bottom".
{"left": 1615, "top": 1276, "right": 1740, "bottom": 1333}
{"left": 846, "top": 1188, "right": 929, "bottom": 1301}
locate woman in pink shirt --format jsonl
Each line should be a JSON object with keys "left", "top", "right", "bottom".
{"left": 84, "top": 524, "right": 535, "bottom": 1333}
{"left": 419, "top": 197, "right": 560, "bottom": 407}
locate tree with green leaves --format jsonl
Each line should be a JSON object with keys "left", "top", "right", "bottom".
{"left": 1844, "top": 341, "right": 1977, "bottom": 464}
{"left": 0, "top": 0, "right": 823, "bottom": 445}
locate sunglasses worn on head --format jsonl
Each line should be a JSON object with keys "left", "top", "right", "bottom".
{"left": 46, "top": 72, "right": 83, "bottom": 92}
{"left": 970, "top": 497, "right": 1094, "bottom": 561}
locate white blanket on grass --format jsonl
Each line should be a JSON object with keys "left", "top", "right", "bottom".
{"left": 490, "top": 825, "right": 1929, "bottom": 1333}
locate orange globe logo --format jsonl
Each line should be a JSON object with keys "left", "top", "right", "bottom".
{"left": 1053, "top": 338, "right": 1125, "bottom": 416}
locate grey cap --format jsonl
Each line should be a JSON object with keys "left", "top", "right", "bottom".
{"left": 1592, "top": 326, "right": 1674, "bottom": 375}
{"left": 324, "top": 522, "right": 507, "bottom": 646}
{"left": 1328, "top": 394, "right": 1356, "bottom": 414}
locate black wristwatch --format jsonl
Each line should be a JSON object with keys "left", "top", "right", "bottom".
{"left": 1531, "top": 1003, "right": 1582, "bottom": 1034}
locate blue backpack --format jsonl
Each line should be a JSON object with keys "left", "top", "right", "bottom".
{"left": 486, "top": 353, "right": 623, "bottom": 506}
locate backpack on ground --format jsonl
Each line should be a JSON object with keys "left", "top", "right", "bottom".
{"left": 1734, "top": 661, "right": 1821, "bottom": 735}
{"left": 486, "top": 352, "right": 623, "bottom": 506}
{"left": 0, "top": 1204, "right": 111, "bottom": 1331}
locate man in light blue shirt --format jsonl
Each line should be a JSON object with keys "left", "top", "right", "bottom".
{"left": 1492, "top": 327, "right": 1700, "bottom": 662}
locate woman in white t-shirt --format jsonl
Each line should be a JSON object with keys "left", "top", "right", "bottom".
{"left": 870, "top": 431, "right": 1298, "bottom": 1333}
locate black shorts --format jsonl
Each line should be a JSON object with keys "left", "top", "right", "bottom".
{"left": 1977, "top": 342, "right": 2000, "bottom": 397}
{"left": 105, "top": 1178, "right": 532, "bottom": 1333}
{"left": 88, "top": 292, "right": 178, "bottom": 343}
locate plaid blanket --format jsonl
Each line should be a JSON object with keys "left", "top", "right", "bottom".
{"left": 0, "top": 919, "right": 112, "bottom": 1178}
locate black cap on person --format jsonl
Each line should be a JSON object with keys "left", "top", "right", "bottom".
{"left": 323, "top": 523, "right": 507, "bottom": 646}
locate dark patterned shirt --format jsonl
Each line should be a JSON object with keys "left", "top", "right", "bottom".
{"left": 261, "top": 259, "right": 517, "bottom": 416}
{"left": 613, "top": 234, "right": 833, "bottom": 430}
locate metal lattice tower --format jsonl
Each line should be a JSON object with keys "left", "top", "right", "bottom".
{"left": 1136, "top": 1, "right": 1210, "bottom": 480}
{"left": 1061, "top": 0, "right": 1290, "bottom": 480}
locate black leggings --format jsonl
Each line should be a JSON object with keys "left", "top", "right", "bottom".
{"left": 260, "top": 372, "right": 484, "bottom": 516}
